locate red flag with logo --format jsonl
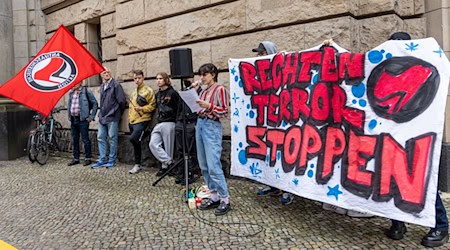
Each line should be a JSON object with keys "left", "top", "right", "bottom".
{"left": 0, "top": 25, "right": 104, "bottom": 116}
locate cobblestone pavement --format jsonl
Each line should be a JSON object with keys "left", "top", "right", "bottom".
{"left": 0, "top": 156, "right": 449, "bottom": 249}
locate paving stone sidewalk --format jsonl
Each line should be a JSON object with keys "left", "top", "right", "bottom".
{"left": 0, "top": 157, "right": 448, "bottom": 249}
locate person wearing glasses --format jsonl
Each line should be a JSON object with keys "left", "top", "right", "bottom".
{"left": 195, "top": 63, "right": 231, "bottom": 216}
{"left": 128, "top": 70, "right": 156, "bottom": 174}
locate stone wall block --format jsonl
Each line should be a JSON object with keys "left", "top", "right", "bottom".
{"left": 356, "top": 14, "right": 404, "bottom": 52}
{"left": 116, "top": 21, "right": 167, "bottom": 54}
{"left": 245, "top": 0, "right": 348, "bottom": 30}
{"left": 116, "top": 0, "right": 145, "bottom": 29}
{"left": 45, "top": 0, "right": 117, "bottom": 32}
{"left": 102, "top": 37, "right": 118, "bottom": 61}
{"left": 414, "top": 0, "right": 425, "bottom": 14}
{"left": 100, "top": 13, "right": 115, "bottom": 38}
{"left": 74, "top": 23, "right": 86, "bottom": 43}
{"left": 403, "top": 17, "right": 427, "bottom": 39}
{"left": 166, "top": 1, "right": 246, "bottom": 44}
{"left": 144, "top": 0, "right": 209, "bottom": 22}
{"left": 305, "top": 16, "right": 354, "bottom": 50}
{"left": 116, "top": 53, "right": 147, "bottom": 81}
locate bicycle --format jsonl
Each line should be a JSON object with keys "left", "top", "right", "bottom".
{"left": 27, "top": 106, "right": 64, "bottom": 165}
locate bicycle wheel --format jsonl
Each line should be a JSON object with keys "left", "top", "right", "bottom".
{"left": 35, "top": 132, "right": 49, "bottom": 165}
{"left": 27, "top": 134, "right": 37, "bottom": 163}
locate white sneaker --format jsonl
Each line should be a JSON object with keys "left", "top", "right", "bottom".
{"left": 129, "top": 164, "right": 141, "bottom": 174}
{"left": 347, "top": 209, "right": 374, "bottom": 218}
{"left": 322, "top": 203, "right": 347, "bottom": 215}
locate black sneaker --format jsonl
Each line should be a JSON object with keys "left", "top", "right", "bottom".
{"left": 199, "top": 198, "right": 220, "bottom": 210}
{"left": 215, "top": 201, "right": 231, "bottom": 216}
{"left": 67, "top": 160, "right": 80, "bottom": 166}
{"left": 83, "top": 160, "right": 92, "bottom": 166}
{"left": 385, "top": 222, "right": 407, "bottom": 240}
{"left": 421, "top": 229, "right": 449, "bottom": 248}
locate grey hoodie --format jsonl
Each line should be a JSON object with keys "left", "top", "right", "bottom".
{"left": 261, "top": 41, "right": 278, "bottom": 55}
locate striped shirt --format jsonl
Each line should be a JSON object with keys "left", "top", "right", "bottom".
{"left": 70, "top": 89, "right": 81, "bottom": 116}
{"left": 198, "top": 82, "right": 229, "bottom": 120}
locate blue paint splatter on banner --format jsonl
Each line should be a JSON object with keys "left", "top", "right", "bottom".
{"left": 238, "top": 80, "right": 243, "bottom": 88}
{"left": 327, "top": 185, "right": 343, "bottom": 201}
{"left": 368, "top": 119, "right": 378, "bottom": 130}
{"left": 405, "top": 42, "right": 419, "bottom": 52}
{"left": 249, "top": 110, "right": 255, "bottom": 118}
{"left": 359, "top": 99, "right": 367, "bottom": 107}
{"left": 281, "top": 120, "right": 287, "bottom": 127}
{"left": 386, "top": 53, "right": 392, "bottom": 59}
{"left": 232, "top": 93, "right": 239, "bottom": 104}
{"left": 238, "top": 142, "right": 247, "bottom": 165}
{"left": 293, "top": 178, "right": 299, "bottom": 186}
{"left": 368, "top": 49, "right": 384, "bottom": 64}
{"left": 352, "top": 99, "right": 357, "bottom": 104}
{"left": 307, "top": 170, "right": 314, "bottom": 178}
{"left": 234, "top": 125, "right": 239, "bottom": 133}
{"left": 310, "top": 163, "right": 315, "bottom": 168}
{"left": 434, "top": 47, "right": 444, "bottom": 58}
{"left": 234, "top": 75, "right": 239, "bottom": 82}
{"left": 230, "top": 67, "right": 236, "bottom": 75}
{"left": 250, "top": 162, "right": 261, "bottom": 177}
{"left": 312, "top": 74, "right": 319, "bottom": 84}
{"left": 351, "top": 83, "right": 365, "bottom": 98}
{"left": 277, "top": 151, "right": 281, "bottom": 160}
{"left": 275, "top": 168, "right": 280, "bottom": 179}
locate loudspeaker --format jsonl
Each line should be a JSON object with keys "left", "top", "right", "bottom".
{"left": 169, "top": 48, "right": 194, "bottom": 79}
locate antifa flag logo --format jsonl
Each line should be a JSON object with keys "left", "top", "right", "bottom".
{"left": 24, "top": 51, "right": 78, "bottom": 92}
{"left": 367, "top": 57, "right": 440, "bottom": 123}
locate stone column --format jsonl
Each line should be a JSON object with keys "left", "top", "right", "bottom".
{"left": 0, "top": 0, "right": 14, "bottom": 85}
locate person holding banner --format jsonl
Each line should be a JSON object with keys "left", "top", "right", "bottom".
{"left": 383, "top": 32, "right": 449, "bottom": 248}
{"left": 67, "top": 83, "right": 98, "bottom": 166}
{"left": 92, "top": 68, "right": 126, "bottom": 169}
{"left": 195, "top": 63, "right": 231, "bottom": 216}
{"left": 251, "top": 41, "right": 295, "bottom": 205}
{"left": 149, "top": 72, "right": 180, "bottom": 176}
{"left": 128, "top": 70, "right": 156, "bottom": 174}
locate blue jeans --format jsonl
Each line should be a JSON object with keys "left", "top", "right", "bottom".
{"left": 196, "top": 118, "right": 228, "bottom": 198}
{"left": 97, "top": 121, "right": 118, "bottom": 164}
{"left": 392, "top": 192, "right": 448, "bottom": 230}
{"left": 70, "top": 116, "right": 91, "bottom": 160}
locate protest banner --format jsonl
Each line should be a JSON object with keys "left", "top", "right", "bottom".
{"left": 229, "top": 38, "right": 450, "bottom": 227}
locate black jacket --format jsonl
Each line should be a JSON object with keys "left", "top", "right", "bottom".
{"left": 156, "top": 85, "right": 179, "bottom": 123}
{"left": 99, "top": 78, "right": 126, "bottom": 125}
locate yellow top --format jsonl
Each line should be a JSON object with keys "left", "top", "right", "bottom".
{"left": 128, "top": 83, "right": 156, "bottom": 124}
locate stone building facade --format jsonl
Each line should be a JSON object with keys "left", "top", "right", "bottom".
{"left": 3, "top": 0, "right": 450, "bottom": 188}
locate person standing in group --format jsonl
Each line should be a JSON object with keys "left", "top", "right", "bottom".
{"left": 383, "top": 32, "right": 448, "bottom": 248}
{"left": 67, "top": 82, "right": 98, "bottom": 166}
{"left": 251, "top": 41, "right": 294, "bottom": 205}
{"left": 195, "top": 63, "right": 231, "bottom": 216}
{"left": 128, "top": 70, "right": 156, "bottom": 174}
{"left": 92, "top": 67, "right": 126, "bottom": 169}
{"left": 149, "top": 72, "right": 180, "bottom": 176}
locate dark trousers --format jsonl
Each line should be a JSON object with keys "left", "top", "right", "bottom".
{"left": 175, "top": 121, "right": 199, "bottom": 176}
{"left": 129, "top": 121, "right": 148, "bottom": 165}
{"left": 392, "top": 192, "right": 449, "bottom": 230}
{"left": 71, "top": 116, "right": 91, "bottom": 160}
